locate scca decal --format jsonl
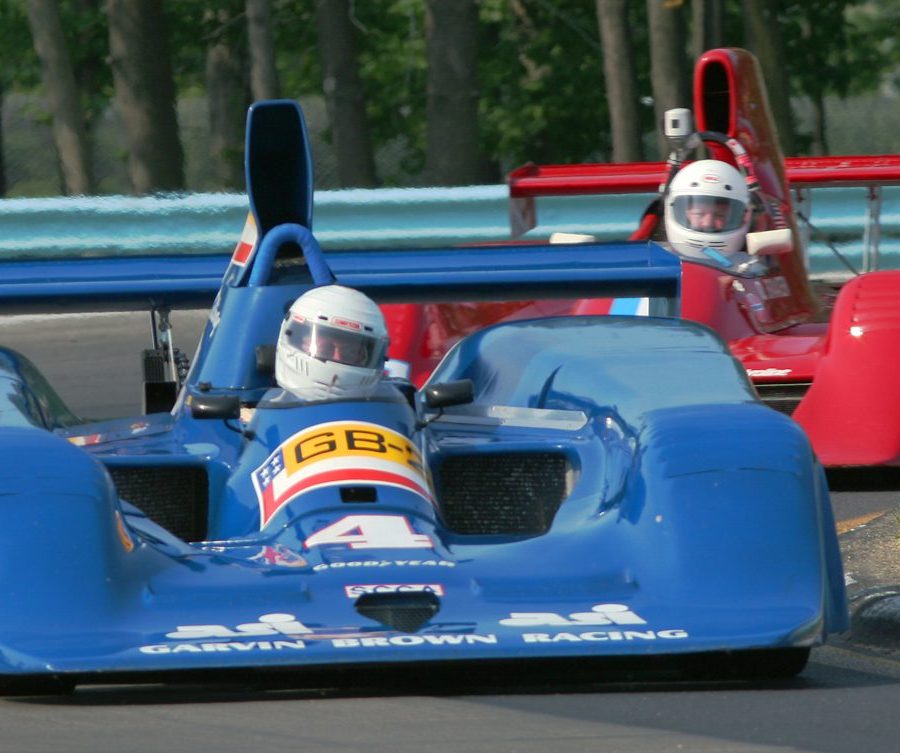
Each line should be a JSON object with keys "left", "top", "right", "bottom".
{"left": 252, "top": 421, "right": 432, "bottom": 528}
{"left": 344, "top": 583, "right": 444, "bottom": 598}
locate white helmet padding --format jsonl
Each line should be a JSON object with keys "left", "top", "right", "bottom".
{"left": 275, "top": 285, "right": 389, "bottom": 401}
{"left": 664, "top": 159, "right": 751, "bottom": 261}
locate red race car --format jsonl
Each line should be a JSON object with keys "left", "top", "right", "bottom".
{"left": 385, "top": 47, "right": 900, "bottom": 473}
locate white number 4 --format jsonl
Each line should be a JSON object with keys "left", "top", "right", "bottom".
{"left": 304, "top": 515, "right": 433, "bottom": 550}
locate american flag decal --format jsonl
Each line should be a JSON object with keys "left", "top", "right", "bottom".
{"left": 251, "top": 421, "right": 433, "bottom": 529}
{"left": 231, "top": 213, "right": 258, "bottom": 266}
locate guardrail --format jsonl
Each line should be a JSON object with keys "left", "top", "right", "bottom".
{"left": 1, "top": 184, "right": 898, "bottom": 275}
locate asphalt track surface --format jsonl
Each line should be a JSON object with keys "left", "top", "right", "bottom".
{"left": 3, "top": 311, "right": 900, "bottom": 753}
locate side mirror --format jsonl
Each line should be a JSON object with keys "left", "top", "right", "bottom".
{"left": 256, "top": 344, "right": 276, "bottom": 375}
{"left": 423, "top": 379, "right": 475, "bottom": 410}
{"left": 746, "top": 228, "right": 793, "bottom": 256}
{"left": 191, "top": 394, "right": 241, "bottom": 420}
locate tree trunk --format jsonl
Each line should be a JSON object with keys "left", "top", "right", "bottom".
{"left": 206, "top": 6, "right": 249, "bottom": 190}
{"left": 0, "top": 85, "right": 6, "bottom": 197}
{"left": 595, "top": 0, "right": 644, "bottom": 162}
{"left": 424, "top": 0, "right": 492, "bottom": 185}
{"left": 741, "top": 0, "right": 796, "bottom": 155}
{"left": 691, "top": 0, "right": 723, "bottom": 60}
{"left": 246, "top": 0, "right": 280, "bottom": 100}
{"left": 314, "top": 0, "right": 377, "bottom": 187}
{"left": 646, "top": 0, "right": 690, "bottom": 159}
{"left": 810, "top": 91, "right": 828, "bottom": 156}
{"left": 107, "top": 0, "right": 184, "bottom": 193}
{"left": 25, "top": 0, "right": 94, "bottom": 194}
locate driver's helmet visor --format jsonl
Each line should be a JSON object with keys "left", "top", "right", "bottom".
{"left": 284, "top": 319, "right": 384, "bottom": 368}
{"left": 672, "top": 196, "right": 746, "bottom": 233}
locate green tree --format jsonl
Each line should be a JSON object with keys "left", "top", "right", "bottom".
{"left": 315, "top": 0, "right": 378, "bottom": 187}
{"left": 0, "top": 0, "right": 39, "bottom": 196}
{"left": 107, "top": 0, "right": 185, "bottom": 193}
{"left": 478, "top": 0, "right": 619, "bottom": 170}
{"left": 247, "top": 0, "right": 280, "bottom": 100}
{"left": 204, "top": 2, "right": 250, "bottom": 190}
{"left": 647, "top": 0, "right": 690, "bottom": 159}
{"left": 781, "top": 1, "right": 888, "bottom": 155}
{"left": 26, "top": 0, "right": 95, "bottom": 194}
{"left": 596, "top": 0, "right": 644, "bottom": 162}
{"left": 424, "top": 0, "right": 491, "bottom": 184}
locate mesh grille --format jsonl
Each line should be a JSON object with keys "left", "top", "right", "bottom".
{"left": 355, "top": 592, "right": 441, "bottom": 633}
{"left": 436, "top": 452, "right": 569, "bottom": 535}
{"left": 754, "top": 382, "right": 811, "bottom": 415}
{"left": 142, "top": 349, "right": 168, "bottom": 382}
{"left": 107, "top": 465, "right": 208, "bottom": 542}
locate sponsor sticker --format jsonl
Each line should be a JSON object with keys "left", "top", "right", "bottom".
{"left": 521, "top": 630, "right": 688, "bottom": 643}
{"left": 330, "top": 317, "right": 362, "bottom": 331}
{"left": 499, "top": 604, "right": 689, "bottom": 642}
{"left": 67, "top": 432, "right": 103, "bottom": 447}
{"left": 762, "top": 276, "right": 790, "bottom": 299}
{"left": 500, "top": 603, "right": 647, "bottom": 627}
{"left": 344, "top": 583, "right": 445, "bottom": 598}
{"left": 137, "top": 612, "right": 495, "bottom": 655}
{"left": 135, "top": 608, "right": 690, "bottom": 655}
{"left": 250, "top": 544, "right": 308, "bottom": 567}
{"left": 313, "top": 559, "right": 455, "bottom": 571}
{"left": 252, "top": 421, "right": 432, "bottom": 528}
{"left": 747, "top": 367, "right": 792, "bottom": 377}
{"left": 332, "top": 634, "right": 497, "bottom": 648}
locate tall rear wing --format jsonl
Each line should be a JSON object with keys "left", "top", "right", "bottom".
{"left": 331, "top": 239, "right": 680, "bottom": 312}
{"left": 508, "top": 155, "right": 900, "bottom": 270}
{"left": 0, "top": 238, "right": 681, "bottom": 316}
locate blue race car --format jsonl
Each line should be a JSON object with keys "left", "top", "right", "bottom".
{"left": 0, "top": 101, "right": 847, "bottom": 693}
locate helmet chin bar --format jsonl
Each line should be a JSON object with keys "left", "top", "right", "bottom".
{"left": 275, "top": 347, "right": 380, "bottom": 402}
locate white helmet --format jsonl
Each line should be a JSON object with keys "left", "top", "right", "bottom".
{"left": 275, "top": 285, "right": 389, "bottom": 401}
{"left": 664, "top": 159, "right": 751, "bottom": 262}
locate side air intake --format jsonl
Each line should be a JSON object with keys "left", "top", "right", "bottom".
{"left": 436, "top": 452, "right": 570, "bottom": 535}
{"left": 107, "top": 465, "right": 208, "bottom": 542}
{"left": 754, "top": 382, "right": 812, "bottom": 415}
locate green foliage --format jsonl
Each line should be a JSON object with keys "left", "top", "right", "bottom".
{"left": 166, "top": 1, "right": 219, "bottom": 91}
{"left": 479, "top": 0, "right": 609, "bottom": 168}
{"left": 778, "top": 1, "right": 886, "bottom": 98}
{"left": 354, "top": 0, "right": 428, "bottom": 178}
{"left": 60, "top": 0, "right": 111, "bottom": 123}
{"left": 3, "top": 0, "right": 900, "bottom": 195}
{"left": 845, "top": 1, "right": 900, "bottom": 92}
{"left": 270, "top": 0, "right": 321, "bottom": 97}
{"left": 0, "top": 0, "right": 39, "bottom": 89}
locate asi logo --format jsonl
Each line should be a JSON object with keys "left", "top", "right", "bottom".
{"left": 500, "top": 603, "right": 647, "bottom": 627}
{"left": 164, "top": 613, "right": 312, "bottom": 640}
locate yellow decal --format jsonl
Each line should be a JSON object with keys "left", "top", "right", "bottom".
{"left": 282, "top": 421, "right": 424, "bottom": 476}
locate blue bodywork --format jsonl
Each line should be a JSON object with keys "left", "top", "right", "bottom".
{"left": 0, "top": 101, "right": 847, "bottom": 687}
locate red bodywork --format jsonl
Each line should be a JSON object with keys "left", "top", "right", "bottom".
{"left": 383, "top": 48, "right": 900, "bottom": 468}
